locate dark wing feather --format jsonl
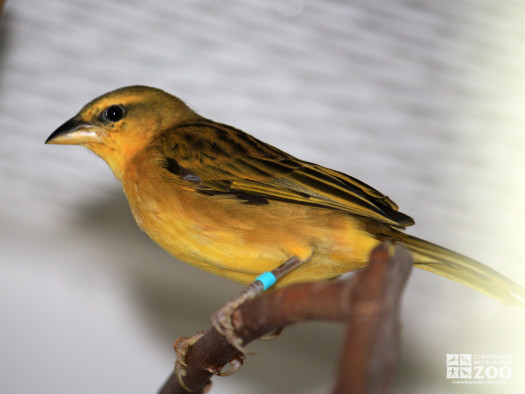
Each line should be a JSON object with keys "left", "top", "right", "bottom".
{"left": 157, "top": 120, "right": 414, "bottom": 229}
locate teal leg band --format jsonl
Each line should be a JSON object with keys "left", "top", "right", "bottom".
{"left": 255, "top": 271, "right": 277, "bottom": 291}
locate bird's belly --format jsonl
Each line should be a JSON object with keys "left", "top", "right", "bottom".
{"left": 124, "top": 182, "right": 378, "bottom": 285}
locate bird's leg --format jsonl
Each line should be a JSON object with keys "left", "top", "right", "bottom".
{"left": 212, "top": 255, "right": 307, "bottom": 354}
{"left": 174, "top": 256, "right": 307, "bottom": 387}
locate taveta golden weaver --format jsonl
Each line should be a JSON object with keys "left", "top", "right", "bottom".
{"left": 46, "top": 86, "right": 525, "bottom": 311}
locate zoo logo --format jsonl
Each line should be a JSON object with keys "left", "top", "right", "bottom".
{"left": 446, "top": 353, "right": 512, "bottom": 383}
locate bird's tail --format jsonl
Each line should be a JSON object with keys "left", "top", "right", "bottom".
{"left": 389, "top": 230, "right": 525, "bottom": 306}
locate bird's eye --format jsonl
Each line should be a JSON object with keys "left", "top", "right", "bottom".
{"left": 102, "top": 105, "right": 125, "bottom": 123}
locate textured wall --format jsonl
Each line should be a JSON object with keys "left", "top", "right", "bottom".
{"left": 1, "top": 1, "right": 524, "bottom": 393}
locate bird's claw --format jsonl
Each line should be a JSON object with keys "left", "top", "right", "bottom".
{"left": 211, "top": 281, "right": 263, "bottom": 355}
{"left": 174, "top": 331, "right": 206, "bottom": 390}
{"left": 217, "top": 353, "right": 246, "bottom": 376}
{"left": 173, "top": 329, "right": 245, "bottom": 391}
{"left": 260, "top": 327, "right": 284, "bottom": 341}
{"left": 211, "top": 306, "right": 250, "bottom": 355}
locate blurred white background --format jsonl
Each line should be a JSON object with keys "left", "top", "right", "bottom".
{"left": 1, "top": 1, "right": 524, "bottom": 393}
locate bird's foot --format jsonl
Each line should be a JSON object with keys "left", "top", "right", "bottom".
{"left": 212, "top": 256, "right": 306, "bottom": 354}
{"left": 174, "top": 330, "right": 207, "bottom": 390}
{"left": 211, "top": 281, "right": 264, "bottom": 355}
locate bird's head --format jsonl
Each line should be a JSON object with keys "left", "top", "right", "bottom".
{"left": 46, "top": 85, "right": 199, "bottom": 180}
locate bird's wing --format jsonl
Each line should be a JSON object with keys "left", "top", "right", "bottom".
{"left": 157, "top": 121, "right": 414, "bottom": 229}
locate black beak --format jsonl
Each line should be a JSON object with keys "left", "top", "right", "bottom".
{"left": 45, "top": 115, "right": 97, "bottom": 145}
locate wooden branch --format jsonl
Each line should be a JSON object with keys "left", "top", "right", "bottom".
{"left": 332, "top": 243, "right": 412, "bottom": 394}
{"left": 158, "top": 243, "right": 412, "bottom": 394}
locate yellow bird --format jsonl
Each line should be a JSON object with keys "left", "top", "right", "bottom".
{"left": 46, "top": 86, "right": 525, "bottom": 307}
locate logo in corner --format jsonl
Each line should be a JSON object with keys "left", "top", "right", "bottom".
{"left": 446, "top": 353, "right": 512, "bottom": 384}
